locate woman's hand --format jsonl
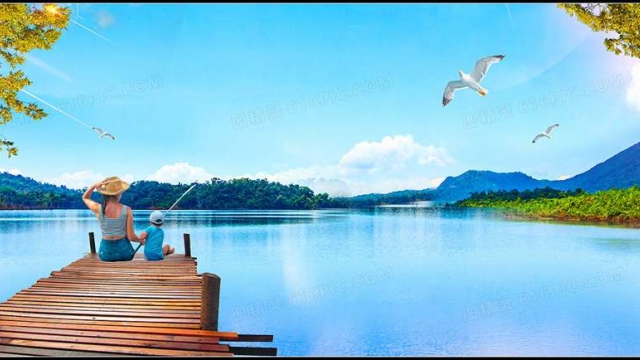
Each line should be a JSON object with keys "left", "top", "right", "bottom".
{"left": 83, "top": 179, "right": 108, "bottom": 216}
{"left": 92, "top": 178, "right": 110, "bottom": 190}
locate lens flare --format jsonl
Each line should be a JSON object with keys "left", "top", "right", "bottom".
{"left": 43, "top": 4, "right": 60, "bottom": 15}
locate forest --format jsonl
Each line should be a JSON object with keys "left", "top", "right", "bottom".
{"left": 453, "top": 186, "right": 640, "bottom": 224}
{"left": 0, "top": 172, "right": 428, "bottom": 210}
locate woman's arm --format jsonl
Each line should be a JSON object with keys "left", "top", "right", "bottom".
{"left": 83, "top": 179, "right": 109, "bottom": 216}
{"left": 126, "top": 207, "right": 142, "bottom": 243}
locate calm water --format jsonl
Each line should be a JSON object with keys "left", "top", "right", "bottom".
{"left": 1, "top": 208, "right": 639, "bottom": 356}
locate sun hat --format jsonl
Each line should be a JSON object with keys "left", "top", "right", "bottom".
{"left": 96, "top": 176, "right": 130, "bottom": 196}
{"left": 150, "top": 210, "right": 164, "bottom": 225}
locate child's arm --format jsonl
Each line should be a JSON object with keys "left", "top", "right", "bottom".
{"left": 139, "top": 231, "right": 148, "bottom": 245}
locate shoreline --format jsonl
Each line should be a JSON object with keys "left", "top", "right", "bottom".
{"left": 489, "top": 208, "right": 640, "bottom": 229}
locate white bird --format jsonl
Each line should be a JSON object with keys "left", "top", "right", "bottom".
{"left": 92, "top": 127, "right": 115, "bottom": 140}
{"left": 532, "top": 123, "right": 559, "bottom": 143}
{"left": 442, "top": 55, "right": 506, "bottom": 107}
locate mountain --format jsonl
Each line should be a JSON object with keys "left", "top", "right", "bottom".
{"left": 431, "top": 170, "right": 553, "bottom": 202}
{"left": 552, "top": 141, "right": 640, "bottom": 192}
{"left": 2, "top": 141, "right": 639, "bottom": 208}
{"left": 431, "top": 141, "right": 640, "bottom": 202}
{"left": 0, "top": 172, "right": 77, "bottom": 194}
{"left": 332, "top": 188, "right": 435, "bottom": 207}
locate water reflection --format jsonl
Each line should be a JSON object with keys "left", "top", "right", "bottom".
{"left": 1, "top": 209, "right": 639, "bottom": 356}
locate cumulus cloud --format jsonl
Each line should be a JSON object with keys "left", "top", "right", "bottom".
{"left": 47, "top": 171, "right": 134, "bottom": 189}
{"left": 558, "top": 174, "right": 572, "bottom": 181}
{"left": 338, "top": 135, "right": 454, "bottom": 175}
{"left": 96, "top": 10, "right": 115, "bottom": 29}
{"left": 244, "top": 135, "right": 455, "bottom": 196}
{"left": 0, "top": 168, "right": 21, "bottom": 176}
{"left": 146, "top": 162, "right": 213, "bottom": 184}
{"left": 626, "top": 63, "right": 640, "bottom": 112}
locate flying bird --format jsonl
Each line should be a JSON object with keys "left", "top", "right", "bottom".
{"left": 532, "top": 123, "right": 559, "bottom": 143}
{"left": 92, "top": 127, "right": 115, "bottom": 140}
{"left": 442, "top": 55, "right": 506, "bottom": 107}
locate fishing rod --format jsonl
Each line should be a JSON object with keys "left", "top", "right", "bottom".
{"left": 132, "top": 184, "right": 198, "bottom": 256}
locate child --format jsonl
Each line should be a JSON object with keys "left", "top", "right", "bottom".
{"left": 140, "top": 210, "right": 175, "bottom": 261}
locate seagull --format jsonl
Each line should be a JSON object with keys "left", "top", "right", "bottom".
{"left": 442, "top": 55, "right": 506, "bottom": 107}
{"left": 92, "top": 127, "right": 115, "bottom": 140}
{"left": 532, "top": 123, "right": 559, "bottom": 143}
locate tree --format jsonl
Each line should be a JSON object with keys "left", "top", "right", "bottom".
{"left": 0, "top": 3, "right": 70, "bottom": 157}
{"left": 558, "top": 4, "right": 640, "bottom": 59}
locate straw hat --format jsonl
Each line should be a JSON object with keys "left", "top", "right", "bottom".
{"left": 96, "top": 176, "right": 130, "bottom": 196}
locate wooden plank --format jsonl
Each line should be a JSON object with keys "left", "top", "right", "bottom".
{"left": 0, "top": 310, "right": 198, "bottom": 323}
{"left": 230, "top": 334, "right": 275, "bottom": 342}
{"left": 33, "top": 282, "right": 202, "bottom": 289}
{"left": 0, "top": 306, "right": 200, "bottom": 319}
{"left": 28, "top": 284, "right": 202, "bottom": 291}
{"left": 26, "top": 288, "right": 202, "bottom": 295}
{"left": 35, "top": 280, "right": 202, "bottom": 286}
{"left": 0, "top": 338, "right": 232, "bottom": 356}
{"left": 16, "top": 291, "right": 200, "bottom": 299}
{"left": 4, "top": 301, "right": 199, "bottom": 311}
{"left": 3, "top": 302, "right": 200, "bottom": 312}
{"left": 50, "top": 272, "right": 198, "bottom": 279}
{"left": 229, "top": 345, "right": 278, "bottom": 356}
{"left": 0, "top": 315, "right": 202, "bottom": 329}
{"left": 0, "top": 320, "right": 239, "bottom": 339}
{"left": 0, "top": 325, "right": 221, "bottom": 345}
{"left": 0, "top": 344, "right": 130, "bottom": 357}
{"left": 10, "top": 294, "right": 200, "bottom": 304}
{"left": 57, "top": 269, "right": 197, "bottom": 274}
{"left": 0, "top": 331, "right": 230, "bottom": 352}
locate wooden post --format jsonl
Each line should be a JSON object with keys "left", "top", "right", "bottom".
{"left": 89, "top": 232, "right": 96, "bottom": 254}
{"left": 183, "top": 233, "right": 191, "bottom": 258}
{"left": 201, "top": 273, "right": 220, "bottom": 331}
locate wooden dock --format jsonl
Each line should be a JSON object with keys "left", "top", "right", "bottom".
{"left": 0, "top": 233, "right": 276, "bottom": 357}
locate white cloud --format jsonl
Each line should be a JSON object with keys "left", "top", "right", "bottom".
{"left": 243, "top": 135, "right": 455, "bottom": 196}
{"left": 47, "top": 171, "right": 134, "bottom": 189}
{"left": 0, "top": 168, "right": 21, "bottom": 176}
{"left": 626, "top": 63, "right": 640, "bottom": 112}
{"left": 338, "top": 135, "right": 454, "bottom": 175}
{"left": 558, "top": 174, "right": 572, "bottom": 180}
{"left": 244, "top": 165, "right": 351, "bottom": 196}
{"left": 96, "top": 10, "right": 115, "bottom": 29}
{"left": 146, "top": 162, "right": 213, "bottom": 184}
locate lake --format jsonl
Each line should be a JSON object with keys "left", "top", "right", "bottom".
{"left": 1, "top": 208, "right": 639, "bottom": 356}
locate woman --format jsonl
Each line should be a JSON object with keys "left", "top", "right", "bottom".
{"left": 82, "top": 176, "right": 144, "bottom": 262}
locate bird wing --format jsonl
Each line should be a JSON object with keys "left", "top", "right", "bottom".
{"left": 545, "top": 123, "right": 559, "bottom": 135}
{"left": 106, "top": 133, "right": 115, "bottom": 140}
{"left": 92, "top": 127, "right": 103, "bottom": 134}
{"left": 532, "top": 133, "right": 545, "bottom": 143}
{"left": 470, "top": 55, "right": 505, "bottom": 83}
{"left": 442, "top": 80, "right": 468, "bottom": 107}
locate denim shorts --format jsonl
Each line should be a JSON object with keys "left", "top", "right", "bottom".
{"left": 99, "top": 238, "right": 135, "bottom": 262}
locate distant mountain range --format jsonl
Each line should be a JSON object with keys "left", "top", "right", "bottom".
{"left": 2, "top": 141, "right": 640, "bottom": 208}
{"left": 336, "top": 140, "right": 640, "bottom": 204}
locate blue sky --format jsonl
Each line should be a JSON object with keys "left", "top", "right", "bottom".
{"left": 1, "top": 3, "right": 639, "bottom": 196}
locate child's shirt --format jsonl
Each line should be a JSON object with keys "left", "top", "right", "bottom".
{"left": 143, "top": 225, "right": 165, "bottom": 261}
